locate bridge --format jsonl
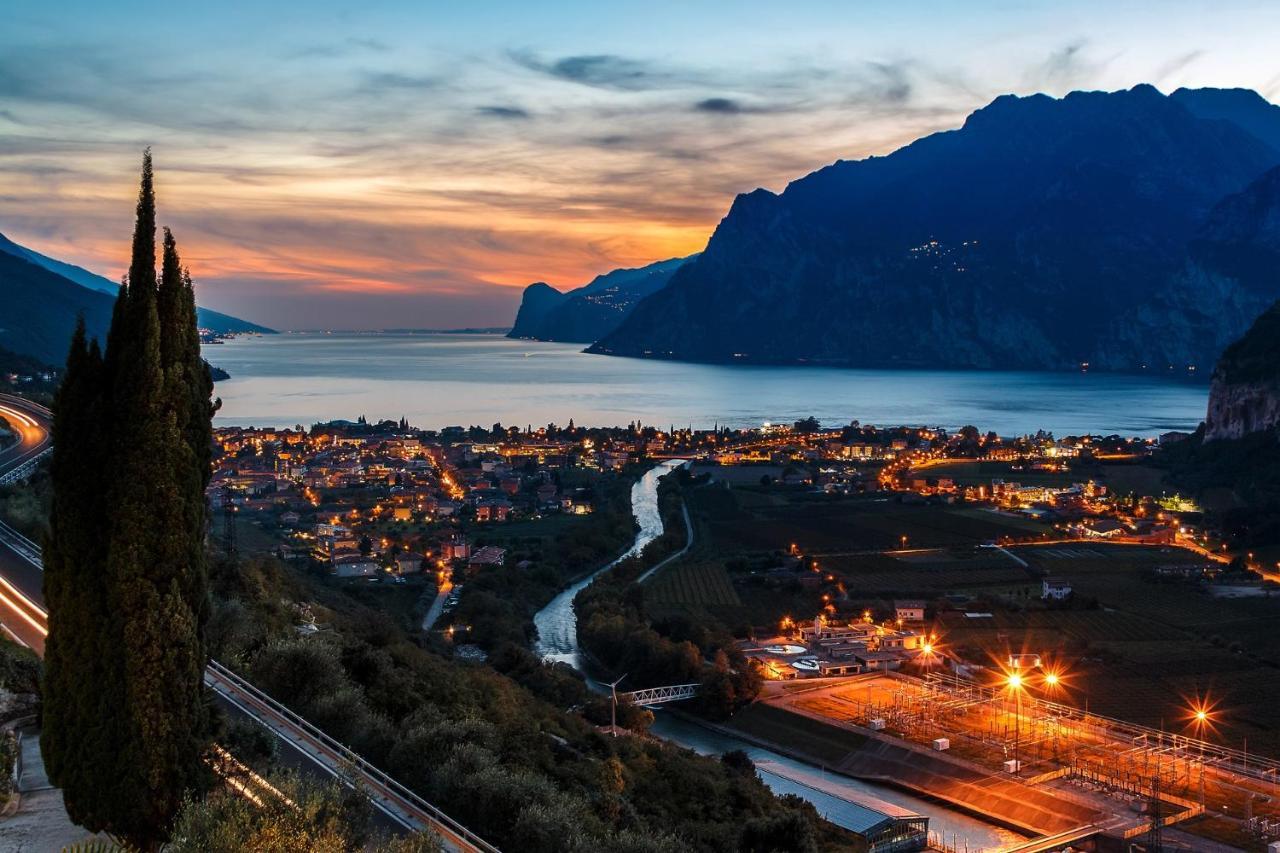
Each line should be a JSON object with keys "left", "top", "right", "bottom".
{"left": 620, "top": 683, "right": 700, "bottom": 707}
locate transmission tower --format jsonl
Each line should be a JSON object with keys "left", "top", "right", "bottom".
{"left": 1145, "top": 772, "right": 1163, "bottom": 852}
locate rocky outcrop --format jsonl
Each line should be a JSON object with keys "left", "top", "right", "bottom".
{"left": 508, "top": 256, "right": 693, "bottom": 343}
{"left": 591, "top": 86, "right": 1280, "bottom": 370}
{"left": 1205, "top": 301, "right": 1280, "bottom": 441}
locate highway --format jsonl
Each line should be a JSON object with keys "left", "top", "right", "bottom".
{"left": 0, "top": 392, "right": 496, "bottom": 852}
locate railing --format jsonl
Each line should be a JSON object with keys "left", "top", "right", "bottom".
{"left": 207, "top": 659, "right": 499, "bottom": 851}
{"left": 622, "top": 683, "right": 700, "bottom": 706}
{"left": 0, "top": 449, "right": 49, "bottom": 486}
{"left": 0, "top": 518, "right": 41, "bottom": 566}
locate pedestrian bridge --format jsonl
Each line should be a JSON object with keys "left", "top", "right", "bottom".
{"left": 620, "top": 683, "right": 700, "bottom": 707}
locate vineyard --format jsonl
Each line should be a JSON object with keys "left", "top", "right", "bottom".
{"left": 646, "top": 559, "right": 744, "bottom": 617}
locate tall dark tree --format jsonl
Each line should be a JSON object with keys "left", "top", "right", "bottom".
{"left": 42, "top": 150, "right": 213, "bottom": 849}
{"left": 41, "top": 320, "right": 111, "bottom": 825}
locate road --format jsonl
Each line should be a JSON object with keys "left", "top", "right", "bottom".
{"left": 636, "top": 499, "right": 693, "bottom": 584}
{"left": 0, "top": 393, "right": 52, "bottom": 651}
{"left": 0, "top": 393, "right": 496, "bottom": 852}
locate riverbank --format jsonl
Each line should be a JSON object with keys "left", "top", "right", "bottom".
{"left": 533, "top": 459, "right": 687, "bottom": 667}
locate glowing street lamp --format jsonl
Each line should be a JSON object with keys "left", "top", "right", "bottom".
{"left": 1006, "top": 671, "right": 1025, "bottom": 774}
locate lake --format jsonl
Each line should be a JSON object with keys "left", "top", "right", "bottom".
{"left": 209, "top": 332, "right": 1208, "bottom": 436}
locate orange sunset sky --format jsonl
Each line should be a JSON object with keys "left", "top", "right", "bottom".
{"left": 4, "top": 1, "right": 1280, "bottom": 329}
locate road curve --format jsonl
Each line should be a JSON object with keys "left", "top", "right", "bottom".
{"left": 0, "top": 393, "right": 496, "bottom": 852}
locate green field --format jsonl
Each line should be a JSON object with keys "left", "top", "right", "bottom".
{"left": 688, "top": 486, "right": 1052, "bottom": 554}
{"left": 646, "top": 559, "right": 744, "bottom": 613}
{"left": 822, "top": 549, "right": 1036, "bottom": 597}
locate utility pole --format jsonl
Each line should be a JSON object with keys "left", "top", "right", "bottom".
{"left": 223, "top": 486, "right": 237, "bottom": 556}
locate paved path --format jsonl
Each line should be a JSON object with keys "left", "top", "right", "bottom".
{"left": 421, "top": 584, "right": 452, "bottom": 632}
{"left": 637, "top": 500, "right": 693, "bottom": 584}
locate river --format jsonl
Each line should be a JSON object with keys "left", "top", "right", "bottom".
{"left": 532, "top": 459, "right": 685, "bottom": 668}
{"left": 208, "top": 332, "right": 1208, "bottom": 438}
{"left": 530, "top": 460, "right": 1024, "bottom": 851}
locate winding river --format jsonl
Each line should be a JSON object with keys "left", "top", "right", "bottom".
{"left": 530, "top": 461, "right": 1022, "bottom": 851}
{"left": 533, "top": 459, "right": 686, "bottom": 668}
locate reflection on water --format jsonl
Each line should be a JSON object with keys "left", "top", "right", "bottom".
{"left": 211, "top": 333, "right": 1207, "bottom": 437}
{"left": 532, "top": 460, "right": 685, "bottom": 668}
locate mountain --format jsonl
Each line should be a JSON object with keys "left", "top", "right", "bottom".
{"left": 590, "top": 86, "right": 1280, "bottom": 371}
{"left": 1171, "top": 87, "right": 1280, "bottom": 152}
{"left": 0, "top": 231, "right": 273, "bottom": 336}
{"left": 1205, "top": 299, "right": 1280, "bottom": 441}
{"left": 0, "top": 249, "right": 116, "bottom": 364}
{"left": 508, "top": 255, "right": 694, "bottom": 343}
{"left": 1160, "top": 300, "right": 1280, "bottom": 546}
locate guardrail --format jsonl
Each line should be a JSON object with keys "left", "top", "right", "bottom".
{"left": 206, "top": 663, "right": 498, "bottom": 851}
{"left": 0, "top": 449, "right": 49, "bottom": 486}
{"left": 0, "top": 518, "right": 41, "bottom": 565}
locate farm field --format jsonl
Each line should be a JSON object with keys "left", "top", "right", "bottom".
{"left": 688, "top": 486, "right": 1052, "bottom": 555}
{"left": 646, "top": 559, "right": 744, "bottom": 617}
{"left": 821, "top": 548, "right": 1036, "bottom": 598}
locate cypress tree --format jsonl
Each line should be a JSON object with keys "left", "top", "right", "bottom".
{"left": 41, "top": 320, "right": 111, "bottom": 822}
{"left": 42, "top": 150, "right": 213, "bottom": 849}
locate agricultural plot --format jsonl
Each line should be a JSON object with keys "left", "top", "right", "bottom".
{"left": 646, "top": 559, "right": 743, "bottom": 611}
{"left": 825, "top": 548, "right": 1035, "bottom": 597}
{"left": 690, "top": 487, "right": 1052, "bottom": 555}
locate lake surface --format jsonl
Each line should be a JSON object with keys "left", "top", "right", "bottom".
{"left": 209, "top": 332, "right": 1208, "bottom": 436}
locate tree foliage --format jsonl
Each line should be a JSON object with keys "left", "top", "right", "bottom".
{"left": 42, "top": 150, "right": 214, "bottom": 849}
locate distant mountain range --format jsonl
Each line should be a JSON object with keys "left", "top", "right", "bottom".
{"left": 572, "top": 86, "right": 1280, "bottom": 372}
{"left": 0, "top": 231, "right": 272, "bottom": 365}
{"left": 508, "top": 255, "right": 695, "bottom": 342}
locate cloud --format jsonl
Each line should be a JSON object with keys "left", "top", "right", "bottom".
{"left": 1153, "top": 50, "right": 1204, "bottom": 85}
{"left": 358, "top": 71, "right": 440, "bottom": 93}
{"left": 287, "top": 37, "right": 390, "bottom": 60}
{"left": 510, "top": 51, "right": 697, "bottom": 91}
{"left": 477, "top": 105, "right": 531, "bottom": 119}
{"left": 1022, "top": 40, "right": 1114, "bottom": 93}
{"left": 695, "top": 97, "right": 743, "bottom": 114}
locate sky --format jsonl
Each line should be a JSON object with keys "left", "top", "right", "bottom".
{"left": 3, "top": 1, "right": 1280, "bottom": 330}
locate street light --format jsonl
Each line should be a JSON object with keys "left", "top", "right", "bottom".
{"left": 1006, "top": 671, "right": 1024, "bottom": 775}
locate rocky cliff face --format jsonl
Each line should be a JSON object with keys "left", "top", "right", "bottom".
{"left": 1205, "top": 300, "right": 1280, "bottom": 441}
{"left": 508, "top": 256, "right": 693, "bottom": 343}
{"left": 590, "top": 86, "right": 1280, "bottom": 371}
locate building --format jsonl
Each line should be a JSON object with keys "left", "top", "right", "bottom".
{"left": 333, "top": 555, "right": 380, "bottom": 578}
{"left": 1042, "top": 577, "right": 1072, "bottom": 601}
{"left": 894, "top": 600, "right": 926, "bottom": 623}
{"left": 838, "top": 798, "right": 928, "bottom": 853}
{"left": 467, "top": 546, "right": 507, "bottom": 573}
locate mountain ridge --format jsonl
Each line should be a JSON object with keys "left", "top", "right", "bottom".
{"left": 508, "top": 255, "right": 695, "bottom": 342}
{"left": 588, "top": 85, "right": 1280, "bottom": 372}
{"left": 0, "top": 230, "right": 274, "bottom": 336}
